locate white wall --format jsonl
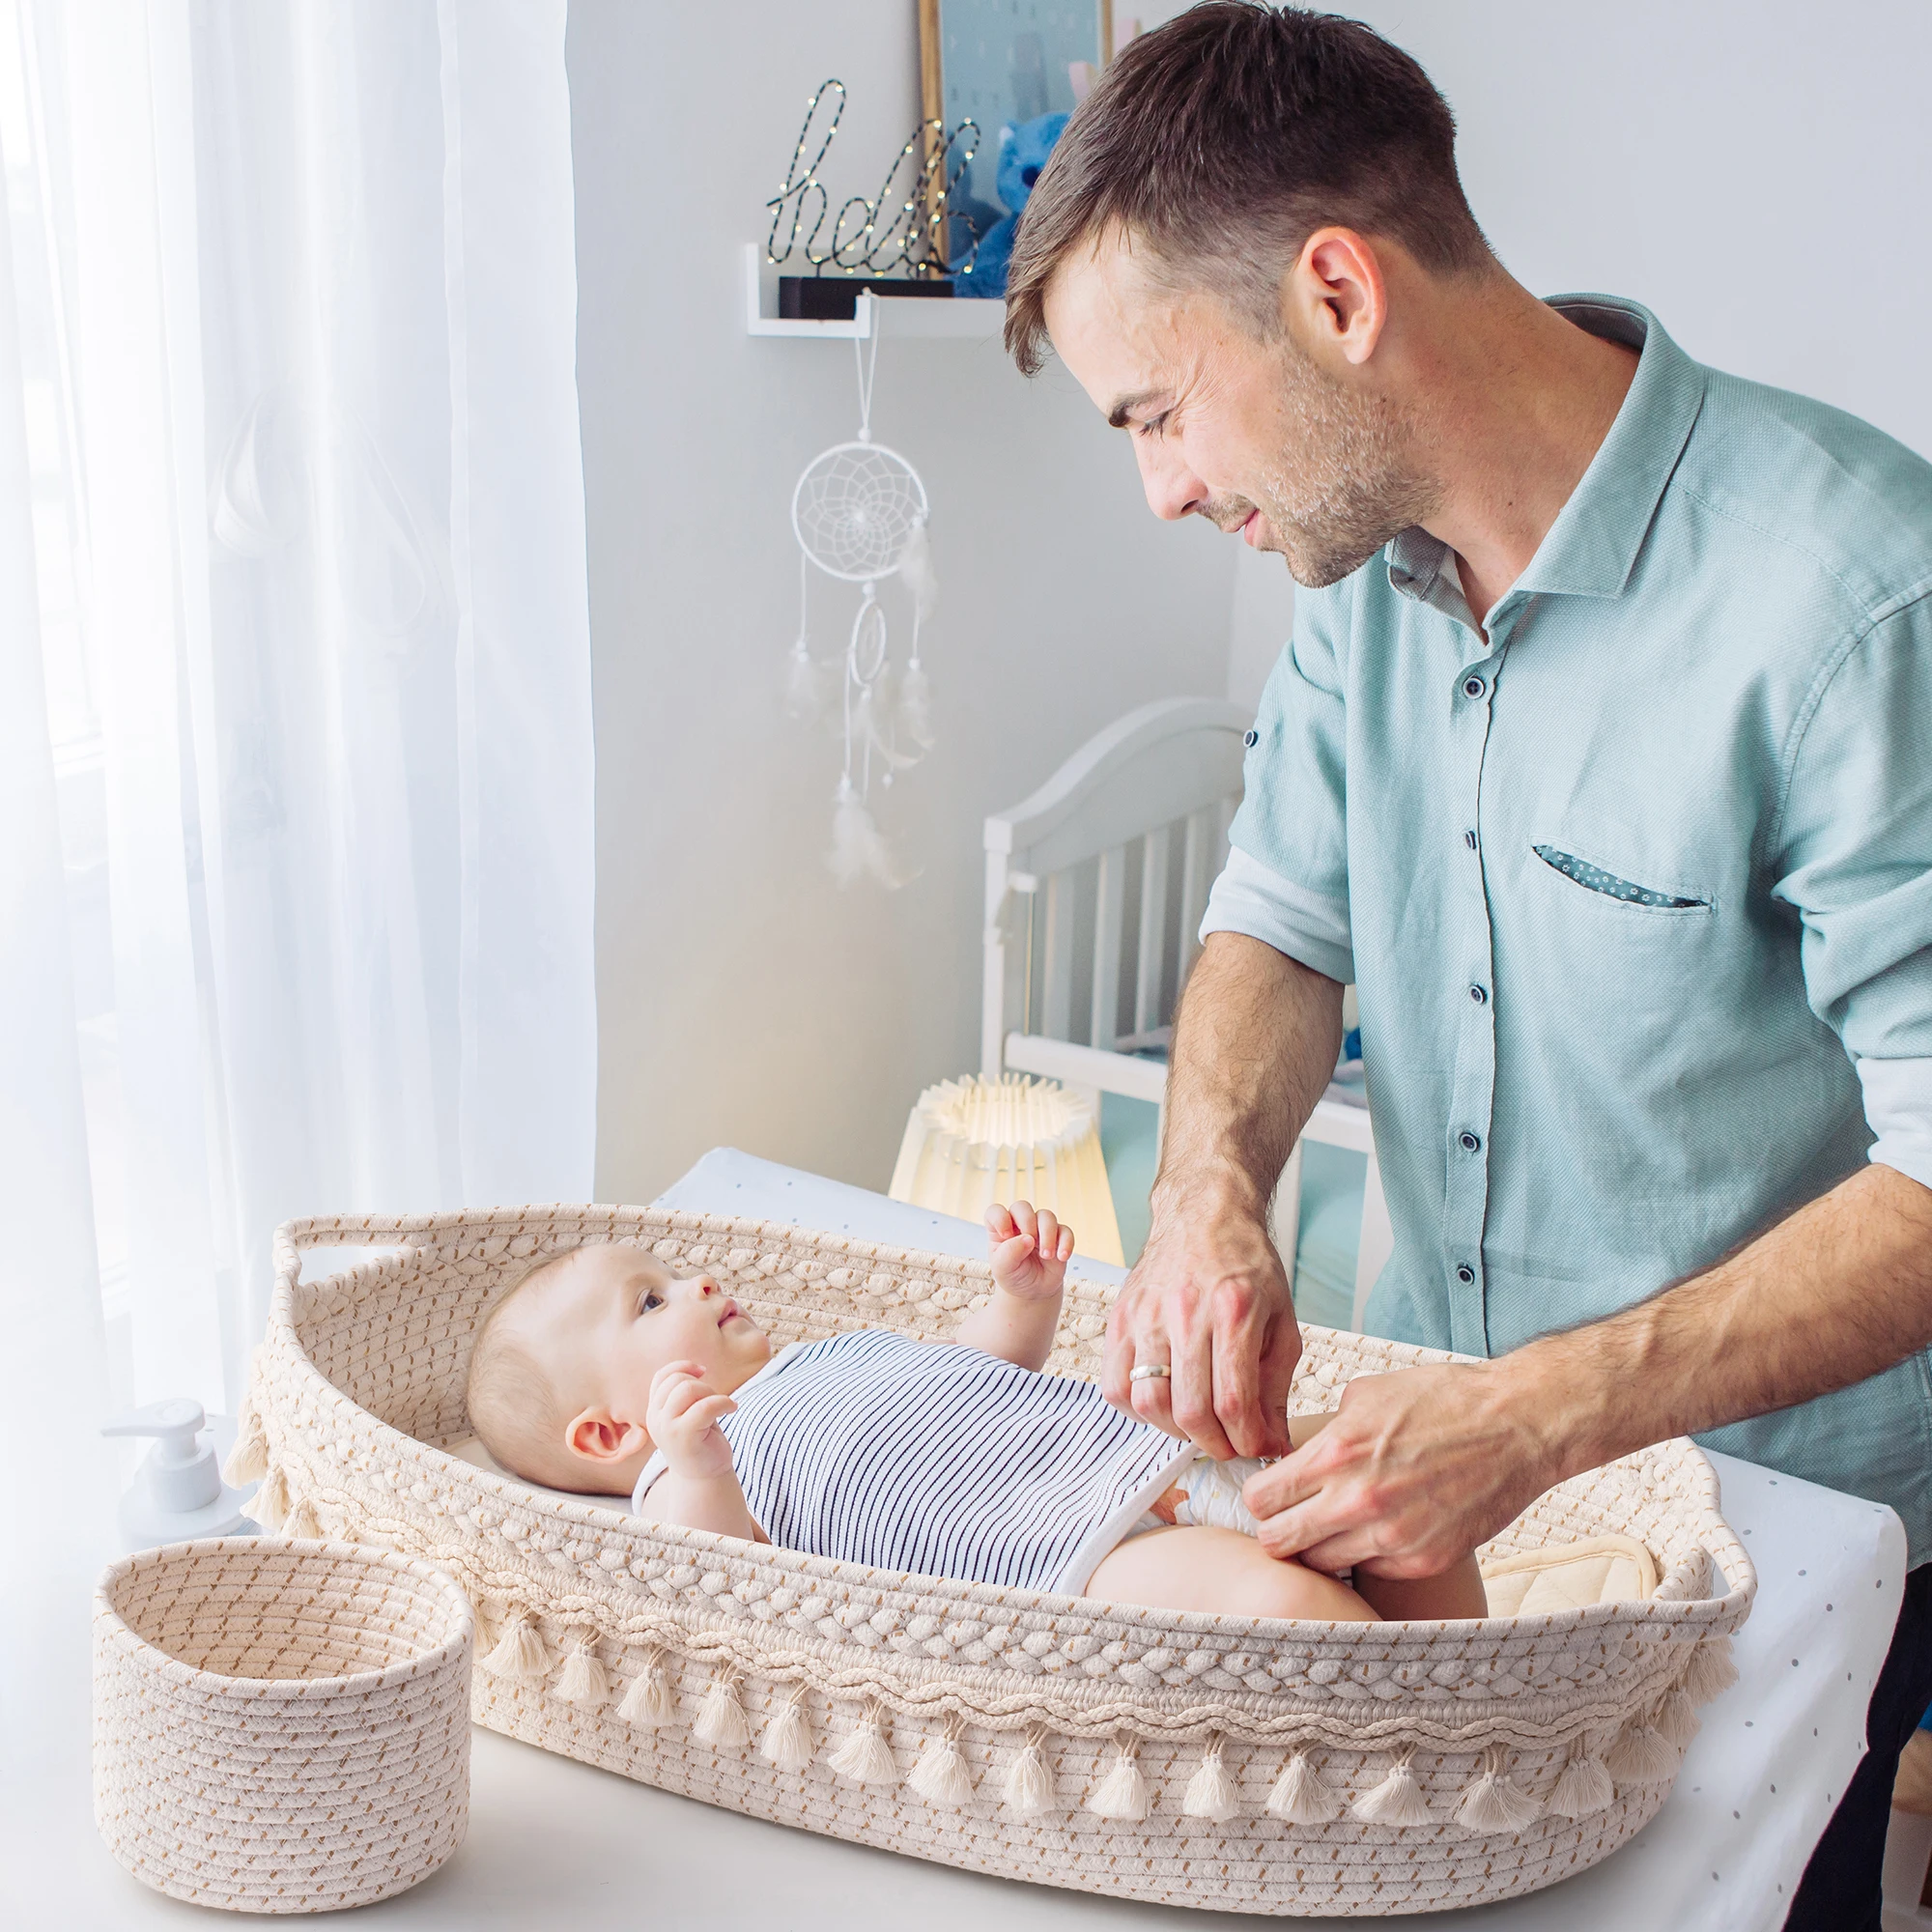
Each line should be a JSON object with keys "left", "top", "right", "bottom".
{"left": 566, "top": 2, "right": 1234, "bottom": 1203}
{"left": 1352, "top": 0, "right": 1932, "bottom": 459}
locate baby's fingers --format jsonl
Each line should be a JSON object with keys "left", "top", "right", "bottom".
{"left": 1035, "top": 1209, "right": 1060, "bottom": 1260}
{"left": 1054, "top": 1221, "right": 1075, "bottom": 1263}
{"left": 992, "top": 1232, "right": 1037, "bottom": 1278}
{"left": 1010, "top": 1199, "right": 1038, "bottom": 1245}
{"left": 681, "top": 1394, "right": 737, "bottom": 1433}
{"left": 984, "top": 1202, "right": 1017, "bottom": 1243}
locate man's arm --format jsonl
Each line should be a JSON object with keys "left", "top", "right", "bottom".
{"left": 1244, "top": 1161, "right": 1932, "bottom": 1577}
{"left": 1101, "top": 930, "right": 1344, "bottom": 1458}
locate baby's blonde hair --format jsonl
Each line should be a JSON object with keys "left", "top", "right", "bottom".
{"left": 466, "top": 1249, "right": 581, "bottom": 1489}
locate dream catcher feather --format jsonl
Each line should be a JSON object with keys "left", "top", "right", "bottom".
{"left": 787, "top": 323, "right": 938, "bottom": 888}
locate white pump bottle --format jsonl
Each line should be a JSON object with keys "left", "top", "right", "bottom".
{"left": 101, "top": 1398, "right": 257, "bottom": 1550}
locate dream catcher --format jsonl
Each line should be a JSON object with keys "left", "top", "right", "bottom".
{"left": 787, "top": 323, "right": 939, "bottom": 888}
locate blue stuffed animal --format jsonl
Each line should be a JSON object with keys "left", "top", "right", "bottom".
{"left": 952, "top": 110, "right": 1068, "bottom": 299}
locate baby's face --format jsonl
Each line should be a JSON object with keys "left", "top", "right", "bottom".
{"left": 518, "top": 1244, "right": 772, "bottom": 1442}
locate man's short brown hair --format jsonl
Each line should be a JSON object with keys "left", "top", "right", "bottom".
{"left": 1004, "top": 2, "right": 1492, "bottom": 375}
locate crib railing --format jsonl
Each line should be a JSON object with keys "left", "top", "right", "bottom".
{"left": 982, "top": 696, "right": 1392, "bottom": 1328}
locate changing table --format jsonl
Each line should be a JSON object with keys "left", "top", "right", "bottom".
{"left": 2, "top": 1148, "right": 1906, "bottom": 1931}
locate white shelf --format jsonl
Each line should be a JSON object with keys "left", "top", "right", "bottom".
{"left": 742, "top": 243, "right": 1004, "bottom": 339}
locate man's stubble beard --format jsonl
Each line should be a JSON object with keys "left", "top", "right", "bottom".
{"left": 1247, "top": 351, "right": 1442, "bottom": 590}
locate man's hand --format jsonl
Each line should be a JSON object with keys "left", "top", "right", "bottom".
{"left": 644, "top": 1360, "right": 738, "bottom": 1479}
{"left": 1240, "top": 1363, "right": 1557, "bottom": 1577}
{"left": 1103, "top": 1190, "right": 1301, "bottom": 1460}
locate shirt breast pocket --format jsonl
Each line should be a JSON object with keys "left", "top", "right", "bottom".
{"left": 1526, "top": 831, "right": 1716, "bottom": 922}
{"left": 1517, "top": 828, "right": 1722, "bottom": 1053}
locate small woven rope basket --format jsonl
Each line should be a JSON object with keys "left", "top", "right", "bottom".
{"left": 92, "top": 1537, "right": 474, "bottom": 1914}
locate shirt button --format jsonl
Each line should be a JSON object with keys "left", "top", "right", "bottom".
{"left": 1463, "top": 829, "right": 1478, "bottom": 851}
{"left": 1468, "top": 983, "right": 1487, "bottom": 1005}
{"left": 1456, "top": 1264, "right": 1475, "bottom": 1285}
{"left": 1459, "top": 1130, "right": 1482, "bottom": 1153}
{"left": 1242, "top": 728, "right": 1259, "bottom": 749}
{"left": 1463, "top": 675, "right": 1486, "bottom": 699}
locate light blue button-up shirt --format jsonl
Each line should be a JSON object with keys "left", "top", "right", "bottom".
{"left": 1205, "top": 296, "right": 1932, "bottom": 1565}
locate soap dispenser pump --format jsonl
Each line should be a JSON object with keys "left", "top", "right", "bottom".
{"left": 101, "top": 1399, "right": 257, "bottom": 1549}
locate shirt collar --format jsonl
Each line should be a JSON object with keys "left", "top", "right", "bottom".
{"left": 1385, "top": 294, "right": 1706, "bottom": 610}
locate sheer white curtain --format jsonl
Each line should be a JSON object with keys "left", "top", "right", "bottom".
{"left": 0, "top": 0, "right": 596, "bottom": 1420}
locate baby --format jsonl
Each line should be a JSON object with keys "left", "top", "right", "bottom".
{"left": 466, "top": 1205, "right": 1487, "bottom": 1622}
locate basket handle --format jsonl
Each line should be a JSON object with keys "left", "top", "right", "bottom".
{"left": 270, "top": 1213, "right": 445, "bottom": 1297}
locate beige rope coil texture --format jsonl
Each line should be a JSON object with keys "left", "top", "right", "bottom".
{"left": 231, "top": 1207, "right": 1755, "bottom": 1918}
{"left": 92, "top": 1536, "right": 474, "bottom": 1913}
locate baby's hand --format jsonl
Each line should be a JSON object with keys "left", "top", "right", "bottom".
{"left": 985, "top": 1200, "right": 1073, "bottom": 1302}
{"left": 646, "top": 1360, "right": 737, "bottom": 1479}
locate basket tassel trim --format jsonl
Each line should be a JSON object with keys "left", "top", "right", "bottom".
{"left": 1004, "top": 1726, "right": 1059, "bottom": 1816}
{"left": 1655, "top": 1685, "right": 1700, "bottom": 1750}
{"left": 552, "top": 1636, "right": 611, "bottom": 1709}
{"left": 481, "top": 1612, "right": 553, "bottom": 1684}
{"left": 1545, "top": 1741, "right": 1615, "bottom": 1820}
{"left": 1682, "top": 1632, "right": 1739, "bottom": 1706}
{"left": 283, "top": 1491, "right": 326, "bottom": 1541}
{"left": 617, "top": 1648, "right": 676, "bottom": 1728}
{"left": 1350, "top": 1746, "right": 1435, "bottom": 1827}
{"left": 1087, "top": 1735, "right": 1149, "bottom": 1822}
{"left": 694, "top": 1669, "right": 751, "bottom": 1749}
{"left": 759, "top": 1684, "right": 814, "bottom": 1772}
{"left": 1182, "top": 1735, "right": 1239, "bottom": 1821}
{"left": 825, "top": 1699, "right": 898, "bottom": 1786}
{"left": 1603, "top": 1708, "right": 1677, "bottom": 1784}
{"left": 1455, "top": 1747, "right": 1541, "bottom": 1835}
{"left": 1266, "top": 1748, "right": 1344, "bottom": 1825}
{"left": 908, "top": 1715, "right": 976, "bottom": 1808}
{"left": 252, "top": 1463, "right": 291, "bottom": 1532}
{"left": 223, "top": 1398, "right": 270, "bottom": 1487}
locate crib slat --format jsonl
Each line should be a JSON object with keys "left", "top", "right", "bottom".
{"left": 1091, "top": 844, "right": 1124, "bottom": 1050}
{"left": 1178, "top": 808, "right": 1211, "bottom": 985}
{"left": 1040, "top": 868, "right": 1074, "bottom": 1041}
{"left": 1135, "top": 824, "right": 1171, "bottom": 1035}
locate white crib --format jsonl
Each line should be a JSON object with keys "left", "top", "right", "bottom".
{"left": 980, "top": 696, "right": 1393, "bottom": 1329}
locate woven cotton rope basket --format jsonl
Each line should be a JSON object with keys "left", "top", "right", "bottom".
{"left": 231, "top": 1208, "right": 1755, "bottom": 1917}
{"left": 92, "top": 1537, "right": 474, "bottom": 1913}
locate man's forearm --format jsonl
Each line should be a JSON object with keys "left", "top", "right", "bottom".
{"left": 1152, "top": 932, "right": 1344, "bottom": 1221}
{"left": 1502, "top": 1161, "right": 1932, "bottom": 1481}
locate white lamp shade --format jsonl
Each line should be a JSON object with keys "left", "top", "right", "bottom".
{"left": 888, "top": 1073, "right": 1125, "bottom": 1267}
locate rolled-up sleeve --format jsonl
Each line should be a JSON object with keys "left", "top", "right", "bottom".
{"left": 1200, "top": 588, "right": 1354, "bottom": 985}
{"left": 1773, "top": 593, "right": 1932, "bottom": 1183}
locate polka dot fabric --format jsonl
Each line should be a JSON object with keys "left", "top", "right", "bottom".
{"left": 1533, "top": 845, "right": 1707, "bottom": 910}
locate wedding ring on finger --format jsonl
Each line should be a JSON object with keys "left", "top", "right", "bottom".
{"left": 1128, "top": 1364, "right": 1172, "bottom": 1383}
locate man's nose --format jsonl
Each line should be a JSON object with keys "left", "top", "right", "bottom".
{"left": 1136, "top": 440, "right": 1208, "bottom": 523}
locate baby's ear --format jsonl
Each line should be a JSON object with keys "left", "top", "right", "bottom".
{"left": 565, "top": 1409, "right": 651, "bottom": 1466}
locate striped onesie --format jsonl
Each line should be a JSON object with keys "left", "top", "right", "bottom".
{"left": 631, "top": 1327, "right": 1194, "bottom": 1595}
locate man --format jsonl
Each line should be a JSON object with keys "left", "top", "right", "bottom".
{"left": 1003, "top": 5, "right": 1932, "bottom": 1925}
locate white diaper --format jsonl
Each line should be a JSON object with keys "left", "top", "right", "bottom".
{"left": 1123, "top": 1454, "right": 1269, "bottom": 1540}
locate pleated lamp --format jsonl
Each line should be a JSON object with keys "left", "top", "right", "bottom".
{"left": 888, "top": 1072, "right": 1124, "bottom": 1266}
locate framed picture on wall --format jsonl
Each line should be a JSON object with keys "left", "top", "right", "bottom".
{"left": 920, "top": 3, "right": 1135, "bottom": 241}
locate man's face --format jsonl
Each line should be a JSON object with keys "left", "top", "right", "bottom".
{"left": 1041, "top": 226, "right": 1436, "bottom": 588}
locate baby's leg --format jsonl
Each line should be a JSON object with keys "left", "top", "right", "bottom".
{"left": 1087, "top": 1524, "right": 1380, "bottom": 1623}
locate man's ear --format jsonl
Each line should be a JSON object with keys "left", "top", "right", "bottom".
{"left": 564, "top": 1407, "right": 651, "bottom": 1466}
{"left": 1284, "top": 226, "right": 1387, "bottom": 368}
